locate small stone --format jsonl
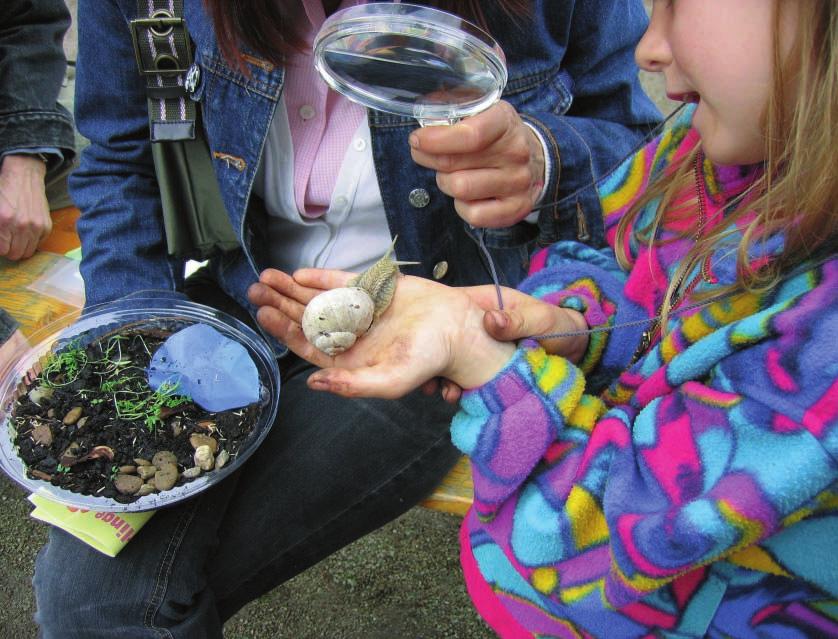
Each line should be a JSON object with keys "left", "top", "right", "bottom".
{"left": 181, "top": 466, "right": 202, "bottom": 479}
{"left": 28, "top": 386, "right": 54, "bottom": 406}
{"left": 196, "top": 420, "right": 217, "bottom": 434}
{"left": 171, "top": 418, "right": 183, "bottom": 438}
{"left": 76, "top": 416, "right": 89, "bottom": 429}
{"left": 119, "top": 465, "right": 137, "bottom": 474}
{"left": 152, "top": 463, "right": 179, "bottom": 491}
{"left": 86, "top": 446, "right": 114, "bottom": 461}
{"left": 136, "top": 465, "right": 157, "bottom": 481}
{"left": 59, "top": 442, "right": 81, "bottom": 466}
{"left": 31, "top": 423, "right": 53, "bottom": 446}
{"left": 215, "top": 449, "right": 230, "bottom": 469}
{"left": 194, "top": 445, "right": 215, "bottom": 471}
{"left": 136, "top": 483, "right": 156, "bottom": 496}
{"left": 63, "top": 406, "right": 84, "bottom": 425}
{"left": 29, "top": 469, "right": 53, "bottom": 482}
{"left": 134, "top": 458, "right": 152, "bottom": 466}
{"left": 114, "top": 474, "right": 143, "bottom": 495}
{"left": 47, "top": 408, "right": 56, "bottom": 419}
{"left": 189, "top": 433, "right": 218, "bottom": 454}
{"left": 151, "top": 451, "right": 178, "bottom": 467}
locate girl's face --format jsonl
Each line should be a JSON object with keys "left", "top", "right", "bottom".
{"left": 636, "top": 0, "right": 797, "bottom": 165}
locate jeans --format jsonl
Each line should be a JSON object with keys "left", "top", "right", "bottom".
{"left": 33, "top": 318, "right": 459, "bottom": 637}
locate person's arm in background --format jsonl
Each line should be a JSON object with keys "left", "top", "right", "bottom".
{"left": 411, "top": 0, "right": 662, "bottom": 245}
{"left": 0, "top": 0, "right": 76, "bottom": 260}
{"left": 71, "top": 0, "right": 183, "bottom": 306}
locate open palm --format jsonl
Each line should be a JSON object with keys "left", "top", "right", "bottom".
{"left": 248, "top": 268, "right": 515, "bottom": 398}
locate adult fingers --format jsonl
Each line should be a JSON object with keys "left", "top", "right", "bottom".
{"left": 292, "top": 268, "right": 356, "bottom": 290}
{"left": 453, "top": 192, "right": 538, "bottom": 229}
{"left": 6, "top": 229, "right": 38, "bottom": 261}
{"left": 408, "top": 101, "right": 514, "bottom": 155}
{"left": 254, "top": 305, "right": 334, "bottom": 368}
{"left": 307, "top": 363, "right": 420, "bottom": 400}
{"left": 435, "top": 166, "right": 533, "bottom": 202}
{"left": 247, "top": 281, "right": 307, "bottom": 323}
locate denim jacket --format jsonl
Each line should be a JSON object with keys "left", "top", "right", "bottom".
{"left": 0, "top": 0, "right": 75, "bottom": 169}
{"left": 72, "top": 0, "right": 660, "bottom": 353}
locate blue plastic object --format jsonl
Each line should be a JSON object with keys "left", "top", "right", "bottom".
{"left": 147, "top": 323, "right": 260, "bottom": 412}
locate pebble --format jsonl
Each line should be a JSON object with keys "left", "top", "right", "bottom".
{"left": 152, "top": 463, "right": 179, "bottom": 491}
{"left": 114, "top": 474, "right": 143, "bottom": 495}
{"left": 134, "top": 458, "right": 151, "bottom": 466}
{"left": 189, "top": 433, "right": 218, "bottom": 454}
{"left": 215, "top": 449, "right": 230, "bottom": 469}
{"left": 30, "top": 423, "right": 53, "bottom": 446}
{"left": 62, "top": 406, "right": 84, "bottom": 425}
{"left": 196, "top": 420, "right": 217, "bottom": 433}
{"left": 151, "top": 451, "right": 177, "bottom": 467}
{"left": 76, "top": 416, "right": 89, "bottom": 429}
{"left": 118, "top": 465, "right": 137, "bottom": 474}
{"left": 181, "top": 466, "right": 202, "bottom": 480}
{"left": 194, "top": 445, "right": 215, "bottom": 471}
{"left": 136, "top": 483, "right": 156, "bottom": 496}
{"left": 28, "top": 387, "right": 54, "bottom": 406}
{"left": 136, "top": 465, "right": 157, "bottom": 481}
{"left": 59, "top": 442, "right": 80, "bottom": 466}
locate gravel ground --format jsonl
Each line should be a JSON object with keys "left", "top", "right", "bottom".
{"left": 0, "top": 474, "right": 494, "bottom": 638}
{"left": 0, "top": 3, "right": 674, "bottom": 637}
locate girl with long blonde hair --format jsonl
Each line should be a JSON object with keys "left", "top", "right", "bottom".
{"left": 253, "top": 1, "right": 838, "bottom": 635}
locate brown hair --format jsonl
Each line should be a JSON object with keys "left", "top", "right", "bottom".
{"left": 203, "top": 1, "right": 530, "bottom": 70}
{"left": 615, "top": 0, "right": 837, "bottom": 326}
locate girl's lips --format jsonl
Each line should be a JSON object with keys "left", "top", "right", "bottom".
{"left": 667, "top": 92, "right": 700, "bottom": 103}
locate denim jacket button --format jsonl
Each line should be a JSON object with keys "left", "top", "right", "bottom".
{"left": 432, "top": 261, "right": 448, "bottom": 280}
{"left": 408, "top": 188, "right": 430, "bottom": 208}
{"left": 184, "top": 64, "right": 201, "bottom": 95}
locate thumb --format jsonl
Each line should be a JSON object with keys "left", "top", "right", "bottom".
{"left": 483, "top": 308, "right": 531, "bottom": 342}
{"left": 484, "top": 307, "right": 584, "bottom": 357}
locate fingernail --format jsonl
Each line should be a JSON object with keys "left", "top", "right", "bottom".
{"left": 408, "top": 134, "right": 419, "bottom": 149}
{"left": 490, "top": 310, "right": 509, "bottom": 329}
{"left": 308, "top": 376, "right": 328, "bottom": 391}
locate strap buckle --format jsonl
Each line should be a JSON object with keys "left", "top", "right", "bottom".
{"left": 130, "top": 14, "right": 193, "bottom": 76}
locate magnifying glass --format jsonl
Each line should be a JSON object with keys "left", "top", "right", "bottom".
{"left": 314, "top": 3, "right": 507, "bottom": 126}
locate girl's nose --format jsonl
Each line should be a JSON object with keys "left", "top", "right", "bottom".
{"left": 635, "top": 4, "right": 671, "bottom": 72}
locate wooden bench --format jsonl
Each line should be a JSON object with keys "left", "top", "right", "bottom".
{"left": 421, "top": 455, "right": 473, "bottom": 516}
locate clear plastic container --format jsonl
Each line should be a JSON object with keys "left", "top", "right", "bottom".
{"left": 314, "top": 3, "right": 507, "bottom": 125}
{"left": 0, "top": 296, "right": 280, "bottom": 512}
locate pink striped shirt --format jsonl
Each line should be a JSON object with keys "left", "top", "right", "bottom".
{"left": 284, "top": 0, "right": 366, "bottom": 217}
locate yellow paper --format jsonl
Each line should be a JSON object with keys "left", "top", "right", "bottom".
{"left": 28, "top": 494, "right": 155, "bottom": 557}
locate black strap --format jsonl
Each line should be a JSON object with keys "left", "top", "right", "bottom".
{"left": 131, "top": 0, "right": 196, "bottom": 141}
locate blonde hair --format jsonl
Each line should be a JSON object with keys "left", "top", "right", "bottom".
{"left": 615, "top": 0, "right": 837, "bottom": 323}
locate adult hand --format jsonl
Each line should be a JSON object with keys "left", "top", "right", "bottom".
{"left": 0, "top": 155, "right": 52, "bottom": 260}
{"left": 409, "top": 100, "right": 545, "bottom": 229}
{"left": 248, "top": 269, "right": 516, "bottom": 399}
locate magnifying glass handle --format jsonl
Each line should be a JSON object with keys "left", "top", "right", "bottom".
{"left": 415, "top": 117, "right": 460, "bottom": 127}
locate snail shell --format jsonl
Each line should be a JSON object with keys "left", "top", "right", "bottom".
{"left": 301, "top": 286, "right": 375, "bottom": 356}
{"left": 301, "top": 236, "right": 418, "bottom": 356}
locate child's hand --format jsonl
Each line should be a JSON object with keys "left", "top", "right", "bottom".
{"left": 409, "top": 100, "right": 545, "bottom": 229}
{"left": 248, "top": 269, "right": 516, "bottom": 399}
{"left": 421, "top": 286, "right": 590, "bottom": 403}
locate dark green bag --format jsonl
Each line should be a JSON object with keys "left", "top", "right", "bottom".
{"left": 131, "top": 0, "right": 238, "bottom": 260}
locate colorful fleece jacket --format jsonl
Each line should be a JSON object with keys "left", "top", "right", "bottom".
{"left": 453, "top": 107, "right": 838, "bottom": 638}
